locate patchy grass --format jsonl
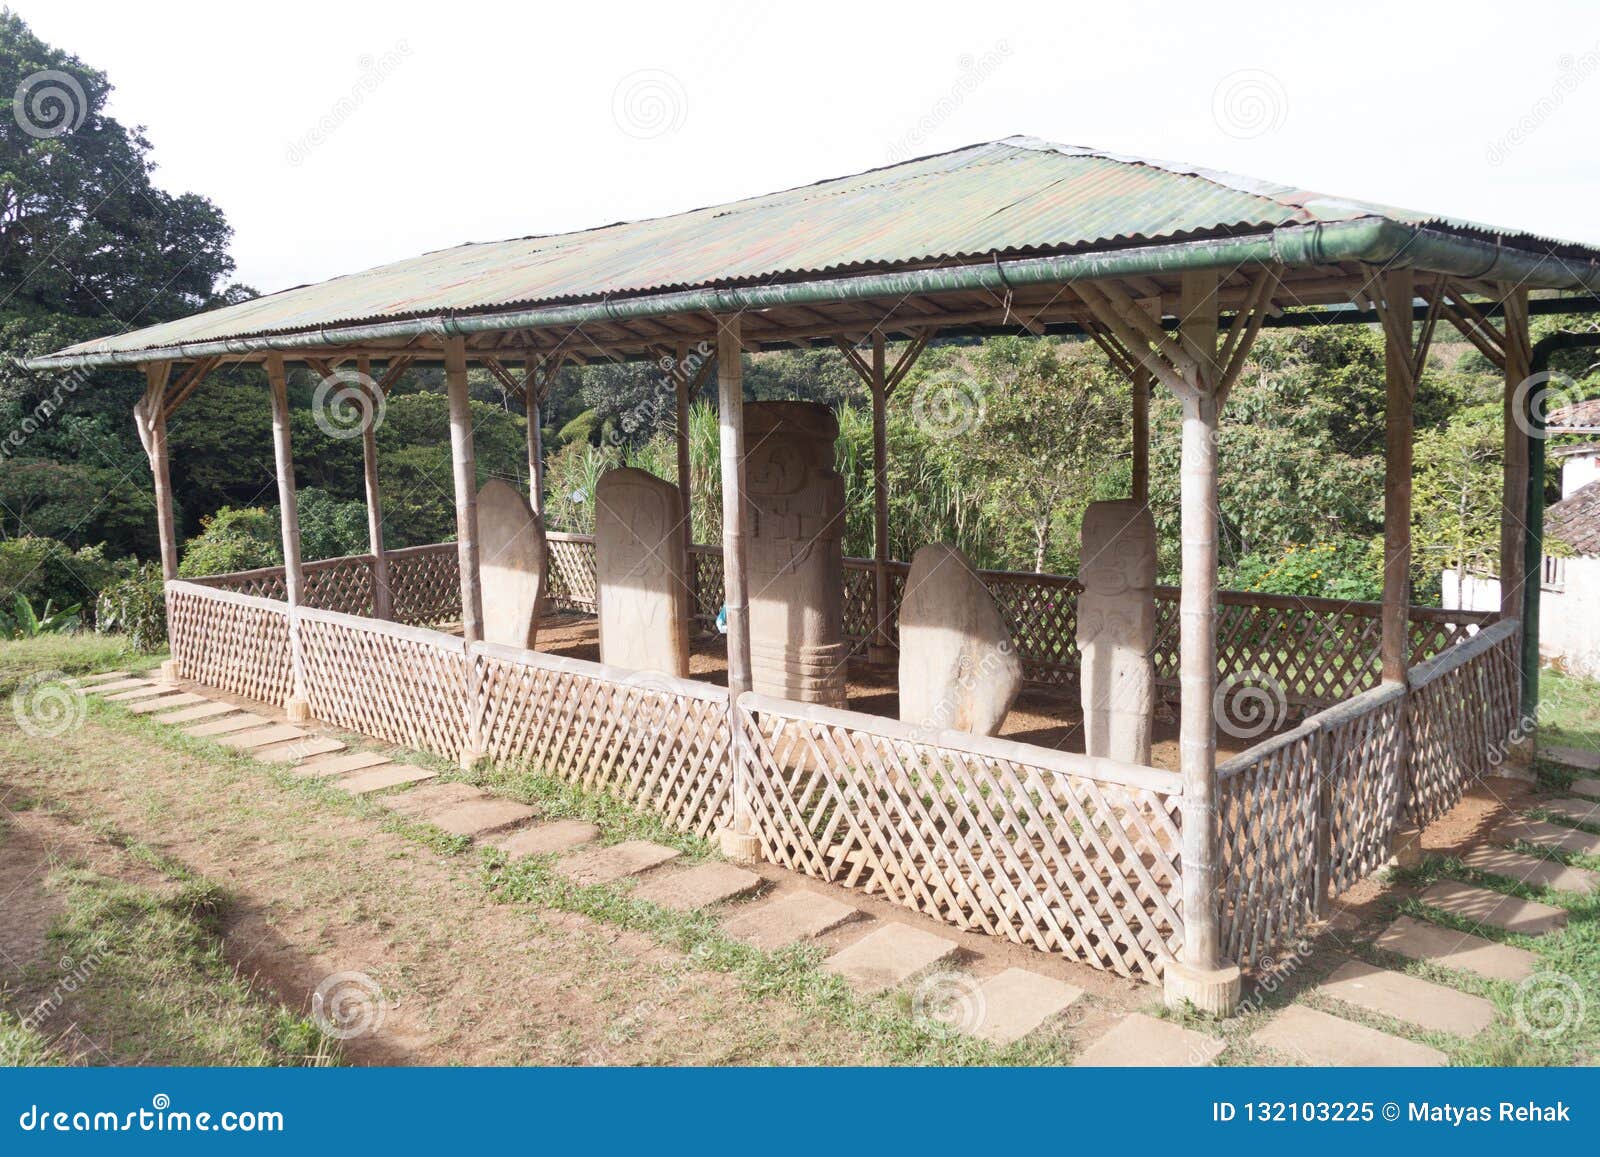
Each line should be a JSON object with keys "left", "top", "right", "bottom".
{"left": 1540, "top": 667, "right": 1600, "bottom": 755}
{"left": 0, "top": 635, "right": 160, "bottom": 695}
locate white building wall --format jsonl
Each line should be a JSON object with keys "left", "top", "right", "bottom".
{"left": 1442, "top": 561, "right": 1600, "bottom": 678}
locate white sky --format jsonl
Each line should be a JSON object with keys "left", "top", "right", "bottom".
{"left": 22, "top": 0, "right": 1600, "bottom": 295}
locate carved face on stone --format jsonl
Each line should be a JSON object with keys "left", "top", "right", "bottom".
{"left": 1079, "top": 501, "right": 1156, "bottom": 596}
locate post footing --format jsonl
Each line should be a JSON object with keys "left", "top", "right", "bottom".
{"left": 457, "top": 746, "right": 486, "bottom": 772}
{"left": 718, "top": 827, "right": 761, "bottom": 865}
{"left": 285, "top": 697, "right": 313, "bottom": 724}
{"left": 1162, "top": 958, "right": 1241, "bottom": 1018}
{"left": 1497, "top": 736, "right": 1537, "bottom": 783}
{"left": 158, "top": 659, "right": 182, "bottom": 685}
{"left": 1387, "top": 824, "right": 1426, "bottom": 869}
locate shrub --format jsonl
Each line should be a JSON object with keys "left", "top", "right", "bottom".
{"left": 1232, "top": 538, "right": 1385, "bottom": 603}
{"left": 96, "top": 562, "right": 166, "bottom": 652}
{"left": 0, "top": 537, "right": 124, "bottom": 623}
{"left": 296, "top": 488, "right": 369, "bottom": 561}
{"left": 178, "top": 507, "right": 281, "bottom": 578}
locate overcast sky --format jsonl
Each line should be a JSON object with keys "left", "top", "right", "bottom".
{"left": 23, "top": 0, "right": 1600, "bottom": 295}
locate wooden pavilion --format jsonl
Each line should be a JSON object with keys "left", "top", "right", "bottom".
{"left": 28, "top": 137, "right": 1600, "bottom": 1013}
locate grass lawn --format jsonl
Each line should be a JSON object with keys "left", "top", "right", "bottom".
{"left": 1540, "top": 667, "right": 1600, "bottom": 754}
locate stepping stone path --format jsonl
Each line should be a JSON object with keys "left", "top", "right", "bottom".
{"left": 557, "top": 840, "right": 680, "bottom": 886}
{"left": 968, "top": 968, "right": 1083, "bottom": 1047}
{"left": 1373, "top": 915, "right": 1536, "bottom": 982}
{"left": 105, "top": 684, "right": 172, "bottom": 702}
{"left": 631, "top": 863, "right": 762, "bottom": 911}
{"left": 822, "top": 923, "right": 960, "bottom": 994}
{"left": 256, "top": 736, "right": 346, "bottom": 764}
{"left": 494, "top": 820, "right": 601, "bottom": 858}
{"left": 1535, "top": 797, "right": 1600, "bottom": 826}
{"left": 217, "top": 724, "right": 306, "bottom": 751}
{"left": 1315, "top": 958, "right": 1494, "bottom": 1037}
{"left": 1252, "top": 1005, "right": 1445, "bottom": 1067}
{"left": 292, "top": 751, "right": 391, "bottom": 778}
{"left": 74, "top": 671, "right": 131, "bottom": 686}
{"left": 426, "top": 797, "right": 538, "bottom": 838}
{"left": 1419, "top": 880, "right": 1567, "bottom": 936}
{"left": 1497, "top": 817, "right": 1600, "bottom": 857}
{"left": 151, "top": 701, "right": 238, "bottom": 724}
{"left": 126, "top": 692, "right": 207, "bottom": 714}
{"left": 84, "top": 678, "right": 155, "bottom": 695}
{"left": 1460, "top": 845, "right": 1598, "bottom": 894}
{"left": 184, "top": 713, "right": 269, "bottom": 738}
{"left": 1570, "top": 778, "right": 1600, "bottom": 801}
{"left": 336, "top": 764, "right": 437, "bottom": 795}
{"left": 722, "top": 889, "right": 861, "bottom": 950}
{"left": 379, "top": 782, "right": 485, "bottom": 816}
{"left": 1542, "top": 744, "right": 1600, "bottom": 772}
{"left": 1074, "top": 1013, "right": 1223, "bottom": 1067}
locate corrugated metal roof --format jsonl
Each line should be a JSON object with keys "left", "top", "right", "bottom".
{"left": 46, "top": 136, "right": 1600, "bottom": 360}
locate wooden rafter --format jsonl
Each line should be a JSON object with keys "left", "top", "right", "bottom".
{"left": 159, "top": 355, "right": 221, "bottom": 422}
{"left": 834, "top": 326, "right": 935, "bottom": 397}
{"left": 1428, "top": 280, "right": 1509, "bottom": 370}
{"left": 376, "top": 355, "right": 414, "bottom": 394}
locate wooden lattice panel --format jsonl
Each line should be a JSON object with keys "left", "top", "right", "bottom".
{"left": 474, "top": 643, "right": 733, "bottom": 837}
{"left": 545, "top": 534, "right": 598, "bottom": 613}
{"left": 1405, "top": 620, "right": 1521, "bottom": 828}
{"left": 297, "top": 609, "right": 469, "bottom": 760}
{"left": 387, "top": 543, "right": 461, "bottom": 627}
{"left": 301, "top": 555, "right": 377, "bottom": 615}
{"left": 166, "top": 582, "right": 294, "bottom": 707}
{"left": 192, "top": 567, "right": 288, "bottom": 602}
{"left": 740, "top": 695, "right": 1183, "bottom": 980}
{"left": 689, "top": 547, "right": 724, "bottom": 627}
{"left": 1324, "top": 691, "right": 1404, "bottom": 893}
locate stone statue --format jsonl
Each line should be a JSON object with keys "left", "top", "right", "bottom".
{"left": 478, "top": 477, "right": 548, "bottom": 650}
{"left": 743, "top": 401, "right": 848, "bottom": 707}
{"left": 898, "top": 543, "right": 1022, "bottom": 736}
{"left": 1076, "top": 499, "right": 1157, "bottom": 765}
{"left": 594, "top": 467, "right": 690, "bottom": 678}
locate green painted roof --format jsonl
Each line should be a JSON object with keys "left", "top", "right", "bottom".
{"left": 39, "top": 136, "right": 1600, "bottom": 364}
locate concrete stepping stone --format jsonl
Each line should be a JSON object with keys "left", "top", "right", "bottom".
{"left": 378, "top": 782, "right": 488, "bottom": 816}
{"left": 967, "top": 968, "right": 1084, "bottom": 1046}
{"left": 557, "top": 839, "right": 681, "bottom": 886}
{"left": 150, "top": 701, "right": 237, "bottom": 724}
{"left": 125, "top": 692, "right": 207, "bottom": 715}
{"left": 75, "top": 671, "right": 131, "bottom": 686}
{"left": 1460, "top": 845, "right": 1599, "bottom": 894}
{"left": 336, "top": 764, "right": 438, "bottom": 795}
{"left": 1316, "top": 958, "right": 1494, "bottom": 1037}
{"left": 216, "top": 724, "right": 307, "bottom": 751}
{"left": 1373, "top": 915, "right": 1537, "bottom": 982}
{"left": 1419, "top": 880, "right": 1567, "bottom": 936}
{"left": 492, "top": 820, "right": 600, "bottom": 858}
{"left": 105, "top": 684, "right": 174, "bottom": 702}
{"left": 183, "top": 712, "right": 270, "bottom": 738}
{"left": 722, "top": 890, "right": 862, "bottom": 950}
{"left": 822, "top": 923, "right": 960, "bottom": 994}
{"left": 1570, "top": 777, "right": 1600, "bottom": 801}
{"left": 255, "top": 736, "right": 346, "bottom": 764}
{"left": 290, "top": 751, "right": 391, "bottom": 779}
{"left": 426, "top": 797, "right": 538, "bottom": 838}
{"left": 1496, "top": 817, "right": 1600, "bottom": 857}
{"left": 1542, "top": 744, "right": 1600, "bottom": 772}
{"left": 631, "top": 862, "right": 763, "bottom": 911}
{"left": 1252, "top": 1005, "right": 1445, "bottom": 1066}
{"left": 1535, "top": 796, "right": 1600, "bottom": 826}
{"left": 1074, "top": 1012, "right": 1224, "bottom": 1067}
{"left": 84, "top": 678, "right": 155, "bottom": 694}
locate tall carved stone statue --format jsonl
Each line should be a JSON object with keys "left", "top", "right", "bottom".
{"left": 744, "top": 402, "right": 848, "bottom": 707}
{"left": 1076, "top": 499, "right": 1157, "bottom": 765}
{"left": 594, "top": 467, "right": 690, "bottom": 678}
{"left": 898, "top": 543, "right": 1022, "bottom": 736}
{"left": 477, "top": 478, "right": 548, "bottom": 650}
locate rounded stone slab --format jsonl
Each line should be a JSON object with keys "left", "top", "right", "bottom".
{"left": 821, "top": 922, "right": 960, "bottom": 994}
{"left": 556, "top": 839, "right": 681, "bottom": 886}
{"left": 967, "top": 968, "right": 1085, "bottom": 1046}
{"left": 1459, "top": 845, "right": 1598, "bottom": 894}
{"left": 1315, "top": 958, "right": 1495, "bottom": 1037}
{"left": 105, "top": 683, "right": 174, "bottom": 702}
{"left": 721, "top": 889, "right": 861, "bottom": 951}
{"left": 254, "top": 735, "right": 347, "bottom": 764}
{"left": 1418, "top": 880, "right": 1567, "bottom": 936}
{"left": 1541, "top": 744, "right": 1600, "bottom": 772}
{"left": 493, "top": 820, "right": 601, "bottom": 858}
{"left": 630, "top": 862, "right": 763, "bottom": 912}
{"left": 216, "top": 724, "right": 307, "bottom": 751}
{"left": 125, "top": 692, "right": 207, "bottom": 715}
{"left": 1533, "top": 796, "right": 1600, "bottom": 826}
{"left": 291, "top": 751, "right": 391, "bottom": 779}
{"left": 1251, "top": 1005, "right": 1445, "bottom": 1067}
{"left": 1568, "top": 777, "right": 1600, "bottom": 801}
{"left": 477, "top": 477, "right": 547, "bottom": 650}
{"left": 1373, "top": 915, "right": 1537, "bottom": 982}
{"left": 151, "top": 701, "right": 239, "bottom": 725}
{"left": 83, "top": 677, "right": 156, "bottom": 695}
{"left": 594, "top": 467, "right": 690, "bottom": 678}
{"left": 426, "top": 798, "right": 538, "bottom": 838}
{"left": 335, "top": 764, "right": 438, "bottom": 795}
{"left": 183, "top": 712, "right": 270, "bottom": 738}
{"left": 1073, "top": 1012, "right": 1224, "bottom": 1067}
{"left": 1496, "top": 818, "right": 1600, "bottom": 857}
{"left": 73, "top": 670, "right": 132, "bottom": 686}
{"left": 897, "top": 542, "right": 1022, "bottom": 736}
{"left": 378, "top": 781, "right": 487, "bottom": 816}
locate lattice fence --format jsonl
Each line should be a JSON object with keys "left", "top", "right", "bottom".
{"left": 297, "top": 608, "right": 470, "bottom": 760}
{"left": 387, "top": 543, "right": 462, "bottom": 627}
{"left": 474, "top": 642, "right": 733, "bottom": 837}
{"left": 166, "top": 582, "right": 294, "bottom": 706}
{"left": 546, "top": 533, "right": 598, "bottom": 613}
{"left": 740, "top": 695, "right": 1184, "bottom": 980}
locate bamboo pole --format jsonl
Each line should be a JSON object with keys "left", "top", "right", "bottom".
{"left": 1131, "top": 363, "right": 1150, "bottom": 507}
{"left": 138, "top": 362, "right": 179, "bottom": 582}
{"left": 266, "top": 354, "right": 312, "bottom": 721}
{"left": 523, "top": 358, "right": 547, "bottom": 518}
{"left": 869, "top": 332, "right": 894, "bottom": 664}
{"left": 445, "top": 338, "right": 485, "bottom": 645}
{"left": 716, "top": 314, "right": 759, "bottom": 862}
{"left": 1380, "top": 269, "right": 1415, "bottom": 684}
{"left": 674, "top": 342, "right": 695, "bottom": 566}
{"left": 1499, "top": 286, "right": 1531, "bottom": 627}
{"left": 357, "top": 355, "right": 393, "bottom": 620}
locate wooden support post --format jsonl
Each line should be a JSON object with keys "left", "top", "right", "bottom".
{"left": 1164, "top": 270, "right": 1240, "bottom": 1016}
{"left": 1499, "top": 286, "right": 1532, "bottom": 628}
{"left": 868, "top": 333, "right": 894, "bottom": 664}
{"left": 358, "top": 355, "right": 393, "bottom": 620}
{"left": 445, "top": 338, "right": 485, "bottom": 645}
{"left": 674, "top": 341, "right": 695, "bottom": 566}
{"left": 716, "top": 314, "right": 759, "bottom": 864}
{"left": 1380, "top": 269, "right": 1415, "bottom": 685}
{"left": 1131, "top": 362, "right": 1150, "bottom": 506}
{"left": 134, "top": 362, "right": 182, "bottom": 682}
{"left": 523, "top": 360, "right": 547, "bottom": 519}
{"left": 266, "top": 355, "right": 312, "bottom": 722}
